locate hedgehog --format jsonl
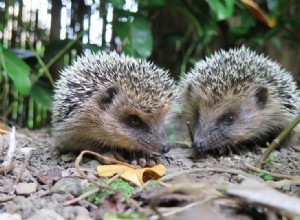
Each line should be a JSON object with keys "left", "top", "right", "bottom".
{"left": 179, "top": 46, "right": 300, "bottom": 153}
{"left": 52, "top": 51, "right": 176, "bottom": 166}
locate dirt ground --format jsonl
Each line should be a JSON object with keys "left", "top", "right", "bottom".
{"left": 0, "top": 124, "right": 300, "bottom": 220}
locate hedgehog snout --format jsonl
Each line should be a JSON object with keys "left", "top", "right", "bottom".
{"left": 161, "top": 142, "right": 171, "bottom": 154}
{"left": 192, "top": 138, "right": 207, "bottom": 152}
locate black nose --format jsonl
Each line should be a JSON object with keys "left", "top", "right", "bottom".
{"left": 161, "top": 142, "right": 171, "bottom": 154}
{"left": 192, "top": 139, "right": 206, "bottom": 152}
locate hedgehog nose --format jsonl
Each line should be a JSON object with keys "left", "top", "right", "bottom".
{"left": 192, "top": 139, "right": 205, "bottom": 152}
{"left": 161, "top": 142, "right": 171, "bottom": 154}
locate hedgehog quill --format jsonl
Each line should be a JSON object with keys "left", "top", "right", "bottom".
{"left": 52, "top": 51, "right": 176, "bottom": 167}
{"left": 179, "top": 46, "right": 300, "bottom": 153}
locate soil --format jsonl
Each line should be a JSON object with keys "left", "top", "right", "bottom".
{"left": 0, "top": 123, "right": 300, "bottom": 220}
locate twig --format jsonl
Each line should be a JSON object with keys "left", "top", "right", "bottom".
{"left": 46, "top": 31, "right": 84, "bottom": 70}
{"left": 244, "top": 163, "right": 299, "bottom": 180}
{"left": 74, "top": 150, "right": 143, "bottom": 211}
{"left": 0, "top": 195, "right": 16, "bottom": 202}
{"left": 74, "top": 150, "right": 116, "bottom": 191}
{"left": 268, "top": 178, "right": 300, "bottom": 188}
{"left": 10, "top": 148, "right": 34, "bottom": 194}
{"left": 171, "top": 141, "right": 191, "bottom": 147}
{"left": 186, "top": 121, "right": 194, "bottom": 142}
{"left": 159, "top": 167, "right": 253, "bottom": 183}
{"left": 0, "top": 126, "right": 16, "bottom": 173}
{"left": 63, "top": 171, "right": 123, "bottom": 206}
{"left": 256, "top": 113, "right": 300, "bottom": 168}
{"left": 27, "top": 39, "right": 55, "bottom": 86}
{"left": 0, "top": 128, "right": 9, "bottom": 134}
{"left": 149, "top": 201, "right": 207, "bottom": 220}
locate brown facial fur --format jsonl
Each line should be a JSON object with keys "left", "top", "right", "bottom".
{"left": 179, "top": 47, "right": 300, "bottom": 152}
{"left": 52, "top": 52, "right": 175, "bottom": 158}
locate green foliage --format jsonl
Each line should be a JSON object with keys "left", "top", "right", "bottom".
{"left": 2, "top": 0, "right": 300, "bottom": 128}
{"left": 293, "top": 216, "right": 300, "bottom": 220}
{"left": 82, "top": 178, "right": 136, "bottom": 204}
{"left": 266, "top": 155, "right": 276, "bottom": 163}
{"left": 30, "top": 83, "right": 53, "bottom": 109}
{"left": 0, "top": 45, "right": 31, "bottom": 95}
{"left": 206, "top": 0, "right": 235, "bottom": 20}
{"left": 256, "top": 172, "right": 274, "bottom": 181}
{"left": 104, "top": 212, "right": 146, "bottom": 220}
{"left": 114, "top": 14, "right": 153, "bottom": 58}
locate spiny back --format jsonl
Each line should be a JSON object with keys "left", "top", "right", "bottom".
{"left": 53, "top": 51, "right": 176, "bottom": 123}
{"left": 180, "top": 46, "right": 300, "bottom": 114}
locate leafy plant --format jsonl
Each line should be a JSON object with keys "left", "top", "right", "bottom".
{"left": 82, "top": 178, "right": 136, "bottom": 204}
{"left": 256, "top": 172, "right": 274, "bottom": 181}
{"left": 266, "top": 155, "right": 276, "bottom": 163}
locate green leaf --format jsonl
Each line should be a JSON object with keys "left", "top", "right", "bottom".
{"left": 256, "top": 172, "right": 274, "bottom": 181}
{"left": 206, "top": 0, "right": 235, "bottom": 20}
{"left": 266, "top": 154, "right": 276, "bottom": 163}
{"left": 82, "top": 178, "right": 135, "bottom": 204}
{"left": 137, "top": 0, "right": 165, "bottom": 9}
{"left": 0, "top": 46, "right": 31, "bottom": 95}
{"left": 30, "top": 82, "right": 53, "bottom": 109}
{"left": 131, "top": 15, "right": 153, "bottom": 57}
{"left": 114, "top": 14, "right": 153, "bottom": 58}
{"left": 168, "top": 3, "right": 203, "bottom": 37}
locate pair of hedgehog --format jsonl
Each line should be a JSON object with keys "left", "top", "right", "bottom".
{"left": 52, "top": 47, "right": 300, "bottom": 166}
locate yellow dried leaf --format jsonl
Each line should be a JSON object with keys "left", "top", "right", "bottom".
{"left": 0, "top": 123, "right": 8, "bottom": 134}
{"left": 241, "top": 0, "right": 277, "bottom": 27}
{"left": 97, "top": 163, "right": 166, "bottom": 186}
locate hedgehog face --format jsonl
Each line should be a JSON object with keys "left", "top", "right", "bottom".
{"left": 185, "top": 85, "right": 284, "bottom": 152}
{"left": 77, "top": 86, "right": 172, "bottom": 154}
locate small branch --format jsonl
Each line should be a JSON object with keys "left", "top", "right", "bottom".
{"left": 10, "top": 148, "right": 34, "bottom": 194}
{"left": 0, "top": 126, "right": 16, "bottom": 174}
{"left": 63, "top": 171, "right": 123, "bottom": 206}
{"left": 73, "top": 150, "right": 143, "bottom": 211}
{"left": 256, "top": 113, "right": 300, "bottom": 168}
{"left": 0, "top": 195, "right": 16, "bottom": 202}
{"left": 159, "top": 167, "right": 253, "bottom": 183}
{"left": 74, "top": 150, "right": 116, "bottom": 191}
{"left": 46, "top": 31, "right": 84, "bottom": 70}
{"left": 245, "top": 163, "right": 299, "bottom": 180}
{"left": 268, "top": 178, "right": 300, "bottom": 188}
{"left": 186, "top": 121, "right": 194, "bottom": 143}
{"left": 27, "top": 39, "right": 55, "bottom": 86}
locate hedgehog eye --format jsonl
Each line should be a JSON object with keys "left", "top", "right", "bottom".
{"left": 126, "top": 115, "right": 143, "bottom": 128}
{"left": 222, "top": 113, "right": 235, "bottom": 126}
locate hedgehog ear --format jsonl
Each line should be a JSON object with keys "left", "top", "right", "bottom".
{"left": 251, "top": 85, "right": 269, "bottom": 109}
{"left": 99, "top": 86, "right": 119, "bottom": 109}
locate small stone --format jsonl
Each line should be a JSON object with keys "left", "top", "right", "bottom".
{"left": 63, "top": 206, "right": 92, "bottom": 220}
{"left": 15, "top": 182, "right": 37, "bottom": 195}
{"left": 233, "top": 155, "right": 241, "bottom": 160}
{"left": 51, "top": 178, "right": 82, "bottom": 196}
{"left": 28, "top": 209, "right": 63, "bottom": 220}
{"left": 0, "top": 213, "right": 22, "bottom": 220}
{"left": 61, "top": 153, "right": 76, "bottom": 162}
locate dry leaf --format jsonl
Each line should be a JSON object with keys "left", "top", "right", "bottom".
{"left": 0, "top": 123, "right": 9, "bottom": 135}
{"left": 97, "top": 163, "right": 166, "bottom": 186}
{"left": 227, "top": 178, "right": 300, "bottom": 217}
{"left": 241, "top": 0, "right": 276, "bottom": 27}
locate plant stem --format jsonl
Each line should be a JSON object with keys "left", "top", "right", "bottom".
{"left": 27, "top": 39, "right": 55, "bottom": 86}
{"left": 46, "top": 30, "right": 84, "bottom": 69}
{"left": 256, "top": 113, "right": 300, "bottom": 168}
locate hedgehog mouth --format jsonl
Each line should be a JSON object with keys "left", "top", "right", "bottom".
{"left": 136, "top": 139, "right": 169, "bottom": 154}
